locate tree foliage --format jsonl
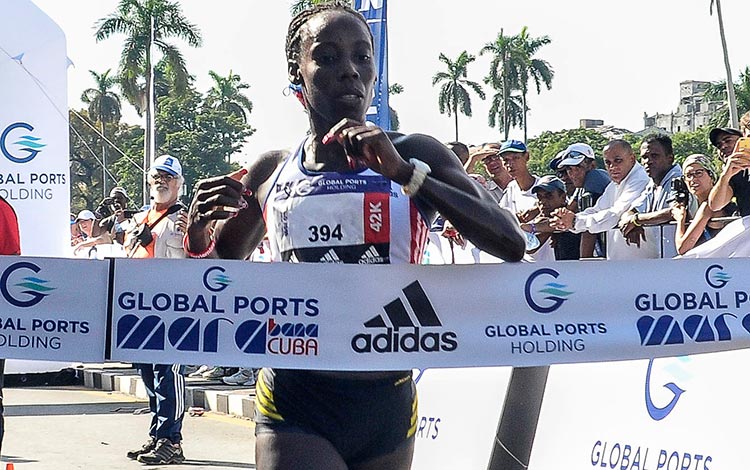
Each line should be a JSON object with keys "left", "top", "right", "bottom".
{"left": 206, "top": 70, "right": 254, "bottom": 123}
{"left": 81, "top": 69, "right": 122, "bottom": 127}
{"left": 525, "top": 128, "right": 609, "bottom": 176}
{"left": 71, "top": 74, "right": 254, "bottom": 211}
{"left": 70, "top": 109, "right": 144, "bottom": 212}
{"left": 669, "top": 128, "right": 716, "bottom": 165}
{"left": 515, "top": 27, "right": 553, "bottom": 142}
{"left": 154, "top": 84, "right": 253, "bottom": 197}
{"left": 95, "top": 0, "right": 202, "bottom": 113}
{"left": 704, "top": 66, "right": 750, "bottom": 128}
{"left": 480, "top": 29, "right": 525, "bottom": 140}
{"left": 432, "top": 51, "right": 485, "bottom": 141}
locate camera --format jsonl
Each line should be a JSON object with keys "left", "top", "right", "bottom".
{"left": 127, "top": 223, "right": 154, "bottom": 252}
{"left": 670, "top": 177, "right": 689, "bottom": 206}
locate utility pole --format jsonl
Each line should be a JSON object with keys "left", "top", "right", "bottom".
{"left": 712, "top": 0, "right": 739, "bottom": 128}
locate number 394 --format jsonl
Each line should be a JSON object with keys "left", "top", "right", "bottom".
{"left": 308, "top": 224, "right": 343, "bottom": 242}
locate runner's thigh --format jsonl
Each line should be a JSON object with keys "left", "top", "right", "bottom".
{"left": 255, "top": 431, "right": 348, "bottom": 470}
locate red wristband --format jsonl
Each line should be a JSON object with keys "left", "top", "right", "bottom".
{"left": 183, "top": 232, "right": 215, "bottom": 258}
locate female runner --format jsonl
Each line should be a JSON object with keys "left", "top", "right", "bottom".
{"left": 185, "top": 4, "right": 525, "bottom": 469}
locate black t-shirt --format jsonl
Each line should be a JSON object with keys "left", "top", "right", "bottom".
{"left": 729, "top": 170, "right": 750, "bottom": 216}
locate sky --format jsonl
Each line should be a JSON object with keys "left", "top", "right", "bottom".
{"left": 28, "top": 0, "right": 750, "bottom": 166}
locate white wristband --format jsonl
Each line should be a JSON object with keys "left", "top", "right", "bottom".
{"left": 401, "top": 158, "right": 432, "bottom": 197}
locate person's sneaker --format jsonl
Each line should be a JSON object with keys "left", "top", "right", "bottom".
{"left": 187, "top": 365, "right": 210, "bottom": 378}
{"left": 201, "top": 366, "right": 225, "bottom": 379}
{"left": 126, "top": 437, "right": 156, "bottom": 460}
{"left": 137, "top": 438, "right": 185, "bottom": 465}
{"left": 222, "top": 369, "right": 254, "bottom": 386}
{"left": 241, "top": 374, "right": 257, "bottom": 387}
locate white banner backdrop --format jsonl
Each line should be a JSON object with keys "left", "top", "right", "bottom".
{"left": 411, "top": 367, "right": 512, "bottom": 470}
{"left": 0, "top": 0, "right": 70, "bottom": 257}
{"left": 530, "top": 351, "right": 748, "bottom": 469}
{"left": 109, "top": 257, "right": 750, "bottom": 369}
{"left": 0, "top": 256, "right": 108, "bottom": 362}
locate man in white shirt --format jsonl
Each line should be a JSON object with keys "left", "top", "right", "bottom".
{"left": 497, "top": 140, "right": 539, "bottom": 217}
{"left": 550, "top": 140, "right": 650, "bottom": 260}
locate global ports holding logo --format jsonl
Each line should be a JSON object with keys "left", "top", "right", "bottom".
{"left": 202, "top": 266, "right": 231, "bottom": 292}
{"left": 0, "top": 262, "right": 55, "bottom": 308}
{"left": 486, "top": 268, "right": 606, "bottom": 355}
{"left": 705, "top": 264, "right": 730, "bottom": 289}
{"left": 1, "top": 122, "right": 46, "bottom": 163}
{"left": 351, "top": 280, "right": 458, "bottom": 353}
{"left": 524, "top": 268, "right": 573, "bottom": 314}
{"left": 116, "top": 266, "right": 320, "bottom": 356}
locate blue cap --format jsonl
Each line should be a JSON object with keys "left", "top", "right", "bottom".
{"left": 499, "top": 140, "right": 527, "bottom": 154}
{"left": 548, "top": 149, "right": 567, "bottom": 170}
{"left": 532, "top": 175, "right": 566, "bottom": 194}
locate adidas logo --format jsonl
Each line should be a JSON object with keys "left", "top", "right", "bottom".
{"left": 358, "top": 246, "right": 386, "bottom": 264}
{"left": 319, "top": 249, "right": 342, "bottom": 263}
{"left": 351, "top": 280, "right": 458, "bottom": 354}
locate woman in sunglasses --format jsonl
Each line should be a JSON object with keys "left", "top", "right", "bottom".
{"left": 672, "top": 154, "right": 735, "bottom": 254}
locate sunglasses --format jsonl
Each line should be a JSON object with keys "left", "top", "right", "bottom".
{"left": 148, "top": 172, "right": 178, "bottom": 183}
{"left": 481, "top": 152, "right": 502, "bottom": 164}
{"left": 565, "top": 150, "right": 588, "bottom": 159}
{"left": 684, "top": 169, "right": 707, "bottom": 180}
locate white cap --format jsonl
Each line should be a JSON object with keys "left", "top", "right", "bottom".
{"left": 558, "top": 143, "right": 596, "bottom": 167}
{"left": 151, "top": 154, "right": 182, "bottom": 176}
{"left": 75, "top": 209, "right": 96, "bottom": 221}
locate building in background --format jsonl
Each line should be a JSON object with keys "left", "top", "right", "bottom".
{"left": 643, "top": 80, "right": 724, "bottom": 133}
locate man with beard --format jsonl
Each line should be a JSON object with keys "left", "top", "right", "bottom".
{"left": 123, "top": 154, "right": 188, "bottom": 465}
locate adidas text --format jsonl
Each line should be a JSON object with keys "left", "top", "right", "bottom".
{"left": 351, "top": 327, "right": 458, "bottom": 353}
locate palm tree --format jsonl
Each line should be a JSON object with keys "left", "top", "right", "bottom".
{"left": 95, "top": 0, "right": 202, "bottom": 205}
{"left": 290, "top": 0, "right": 351, "bottom": 15}
{"left": 388, "top": 83, "right": 404, "bottom": 132}
{"left": 206, "top": 70, "right": 253, "bottom": 123}
{"left": 709, "top": 0, "right": 738, "bottom": 128}
{"left": 516, "top": 27, "right": 554, "bottom": 143}
{"left": 81, "top": 69, "right": 122, "bottom": 197}
{"left": 432, "top": 51, "right": 485, "bottom": 141}
{"left": 704, "top": 67, "right": 750, "bottom": 128}
{"left": 487, "top": 86, "right": 524, "bottom": 138}
{"left": 480, "top": 29, "right": 525, "bottom": 140}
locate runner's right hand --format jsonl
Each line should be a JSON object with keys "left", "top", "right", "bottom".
{"left": 187, "top": 168, "right": 248, "bottom": 235}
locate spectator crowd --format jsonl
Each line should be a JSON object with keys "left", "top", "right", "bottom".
{"left": 428, "top": 112, "right": 750, "bottom": 263}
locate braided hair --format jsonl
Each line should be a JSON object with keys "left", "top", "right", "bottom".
{"left": 285, "top": 2, "right": 372, "bottom": 63}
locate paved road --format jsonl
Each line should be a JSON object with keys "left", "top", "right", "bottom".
{"left": 2, "top": 386, "right": 256, "bottom": 469}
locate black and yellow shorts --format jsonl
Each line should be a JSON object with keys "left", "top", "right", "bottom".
{"left": 254, "top": 368, "right": 417, "bottom": 464}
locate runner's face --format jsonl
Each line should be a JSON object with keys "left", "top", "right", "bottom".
{"left": 296, "top": 12, "right": 376, "bottom": 127}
